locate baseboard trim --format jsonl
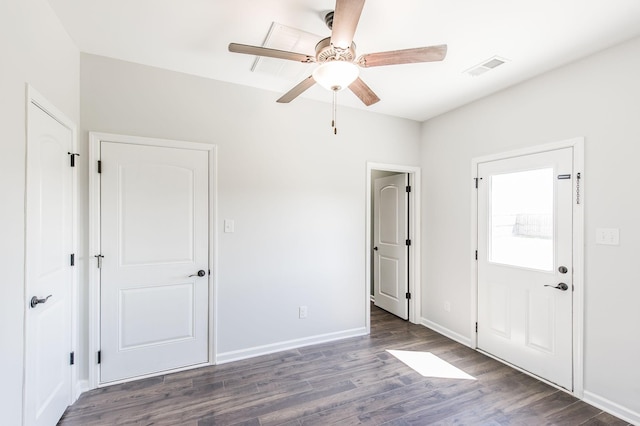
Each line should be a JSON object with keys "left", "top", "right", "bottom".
{"left": 420, "top": 318, "right": 472, "bottom": 348}
{"left": 583, "top": 390, "right": 640, "bottom": 425}
{"left": 216, "top": 327, "right": 368, "bottom": 364}
{"left": 75, "top": 379, "right": 90, "bottom": 400}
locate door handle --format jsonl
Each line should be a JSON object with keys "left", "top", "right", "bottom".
{"left": 373, "top": 247, "right": 378, "bottom": 251}
{"left": 189, "top": 270, "right": 206, "bottom": 277}
{"left": 545, "top": 283, "right": 569, "bottom": 291}
{"left": 30, "top": 295, "right": 52, "bottom": 308}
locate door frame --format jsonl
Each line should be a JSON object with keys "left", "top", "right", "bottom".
{"left": 24, "top": 85, "right": 79, "bottom": 412}
{"left": 470, "top": 137, "right": 584, "bottom": 397}
{"left": 365, "top": 163, "right": 421, "bottom": 331}
{"left": 88, "top": 132, "right": 217, "bottom": 388}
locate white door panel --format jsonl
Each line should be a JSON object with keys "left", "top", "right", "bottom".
{"left": 478, "top": 148, "right": 573, "bottom": 390}
{"left": 100, "top": 142, "right": 209, "bottom": 384}
{"left": 374, "top": 174, "right": 408, "bottom": 319}
{"left": 24, "top": 102, "right": 73, "bottom": 426}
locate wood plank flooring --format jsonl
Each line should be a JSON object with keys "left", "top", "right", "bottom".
{"left": 59, "top": 305, "right": 629, "bottom": 425}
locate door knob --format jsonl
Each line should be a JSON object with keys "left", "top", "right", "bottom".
{"left": 373, "top": 247, "right": 378, "bottom": 251}
{"left": 558, "top": 266, "right": 568, "bottom": 274}
{"left": 30, "top": 295, "right": 52, "bottom": 308}
{"left": 189, "top": 270, "right": 206, "bottom": 277}
{"left": 545, "top": 283, "right": 569, "bottom": 291}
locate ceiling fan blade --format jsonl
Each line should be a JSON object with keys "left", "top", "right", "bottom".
{"left": 348, "top": 77, "right": 380, "bottom": 106}
{"left": 330, "top": 0, "right": 365, "bottom": 50}
{"left": 229, "top": 43, "right": 315, "bottom": 63}
{"left": 277, "top": 76, "right": 317, "bottom": 103}
{"left": 359, "top": 45, "right": 448, "bottom": 67}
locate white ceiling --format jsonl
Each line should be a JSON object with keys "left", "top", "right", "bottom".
{"left": 47, "top": 0, "right": 640, "bottom": 121}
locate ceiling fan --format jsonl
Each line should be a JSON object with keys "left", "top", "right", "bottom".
{"left": 229, "top": 0, "right": 447, "bottom": 131}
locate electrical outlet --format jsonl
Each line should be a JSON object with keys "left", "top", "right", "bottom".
{"left": 444, "top": 301, "right": 451, "bottom": 312}
{"left": 299, "top": 306, "right": 308, "bottom": 319}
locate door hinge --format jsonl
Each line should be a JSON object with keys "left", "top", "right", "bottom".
{"left": 576, "top": 172, "right": 581, "bottom": 205}
{"left": 475, "top": 322, "right": 478, "bottom": 333}
{"left": 406, "top": 185, "right": 411, "bottom": 193}
{"left": 94, "top": 254, "right": 104, "bottom": 268}
{"left": 406, "top": 292, "right": 411, "bottom": 300}
{"left": 405, "top": 239, "right": 411, "bottom": 246}
{"left": 70, "top": 253, "right": 75, "bottom": 266}
{"left": 97, "top": 351, "right": 101, "bottom": 364}
{"left": 97, "top": 160, "right": 102, "bottom": 173}
{"left": 475, "top": 250, "right": 478, "bottom": 260}
{"left": 474, "top": 177, "right": 482, "bottom": 188}
{"left": 68, "top": 152, "right": 80, "bottom": 167}
{"left": 70, "top": 351, "right": 75, "bottom": 365}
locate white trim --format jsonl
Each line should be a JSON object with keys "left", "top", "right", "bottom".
{"left": 24, "top": 85, "right": 80, "bottom": 409}
{"left": 216, "top": 327, "right": 367, "bottom": 364}
{"left": 583, "top": 391, "right": 640, "bottom": 425}
{"left": 470, "top": 137, "right": 585, "bottom": 397}
{"left": 75, "top": 380, "right": 90, "bottom": 400}
{"left": 88, "top": 134, "right": 101, "bottom": 390}
{"left": 420, "top": 318, "right": 472, "bottom": 348}
{"left": 366, "top": 162, "right": 421, "bottom": 330}
{"left": 88, "top": 132, "right": 217, "bottom": 389}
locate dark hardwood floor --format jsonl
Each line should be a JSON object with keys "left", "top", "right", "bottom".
{"left": 59, "top": 305, "right": 629, "bottom": 425}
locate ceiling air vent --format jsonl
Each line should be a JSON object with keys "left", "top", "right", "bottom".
{"left": 465, "top": 56, "right": 508, "bottom": 77}
{"left": 251, "top": 22, "right": 320, "bottom": 81}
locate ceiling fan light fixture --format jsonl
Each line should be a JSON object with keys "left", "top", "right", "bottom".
{"left": 312, "top": 60, "right": 359, "bottom": 91}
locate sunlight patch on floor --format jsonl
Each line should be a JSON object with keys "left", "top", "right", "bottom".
{"left": 387, "top": 350, "right": 476, "bottom": 380}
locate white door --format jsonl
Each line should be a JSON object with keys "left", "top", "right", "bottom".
{"left": 477, "top": 148, "right": 573, "bottom": 390}
{"left": 373, "top": 174, "right": 409, "bottom": 319}
{"left": 24, "top": 101, "right": 74, "bottom": 425}
{"left": 100, "top": 141, "right": 210, "bottom": 384}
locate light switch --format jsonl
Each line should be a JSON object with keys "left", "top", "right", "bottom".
{"left": 224, "top": 219, "right": 235, "bottom": 233}
{"left": 596, "top": 228, "right": 619, "bottom": 245}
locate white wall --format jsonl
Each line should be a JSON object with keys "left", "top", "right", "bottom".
{"left": 79, "top": 53, "right": 421, "bottom": 369}
{"left": 420, "top": 36, "right": 640, "bottom": 420}
{"left": 0, "top": 0, "right": 79, "bottom": 423}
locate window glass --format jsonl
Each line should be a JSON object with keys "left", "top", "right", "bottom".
{"left": 489, "top": 168, "right": 553, "bottom": 271}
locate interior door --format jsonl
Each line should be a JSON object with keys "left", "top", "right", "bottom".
{"left": 477, "top": 148, "right": 573, "bottom": 390}
{"left": 373, "top": 173, "right": 409, "bottom": 319}
{"left": 100, "top": 141, "right": 210, "bottom": 384}
{"left": 24, "top": 101, "right": 73, "bottom": 425}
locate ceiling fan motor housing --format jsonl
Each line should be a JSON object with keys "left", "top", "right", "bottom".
{"left": 315, "top": 37, "right": 356, "bottom": 63}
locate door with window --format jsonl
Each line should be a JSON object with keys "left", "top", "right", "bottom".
{"left": 477, "top": 148, "right": 574, "bottom": 390}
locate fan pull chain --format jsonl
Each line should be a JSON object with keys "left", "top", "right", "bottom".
{"left": 332, "top": 88, "right": 338, "bottom": 135}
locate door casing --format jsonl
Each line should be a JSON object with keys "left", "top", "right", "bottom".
{"left": 88, "top": 132, "right": 217, "bottom": 388}
{"left": 470, "top": 137, "right": 584, "bottom": 397}
{"left": 366, "top": 163, "right": 421, "bottom": 331}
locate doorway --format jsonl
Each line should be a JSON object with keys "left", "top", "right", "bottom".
{"left": 472, "top": 138, "right": 584, "bottom": 394}
{"left": 89, "top": 133, "right": 217, "bottom": 387}
{"left": 365, "top": 163, "right": 421, "bottom": 331}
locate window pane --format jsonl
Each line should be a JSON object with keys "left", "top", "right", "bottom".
{"left": 489, "top": 168, "right": 553, "bottom": 271}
